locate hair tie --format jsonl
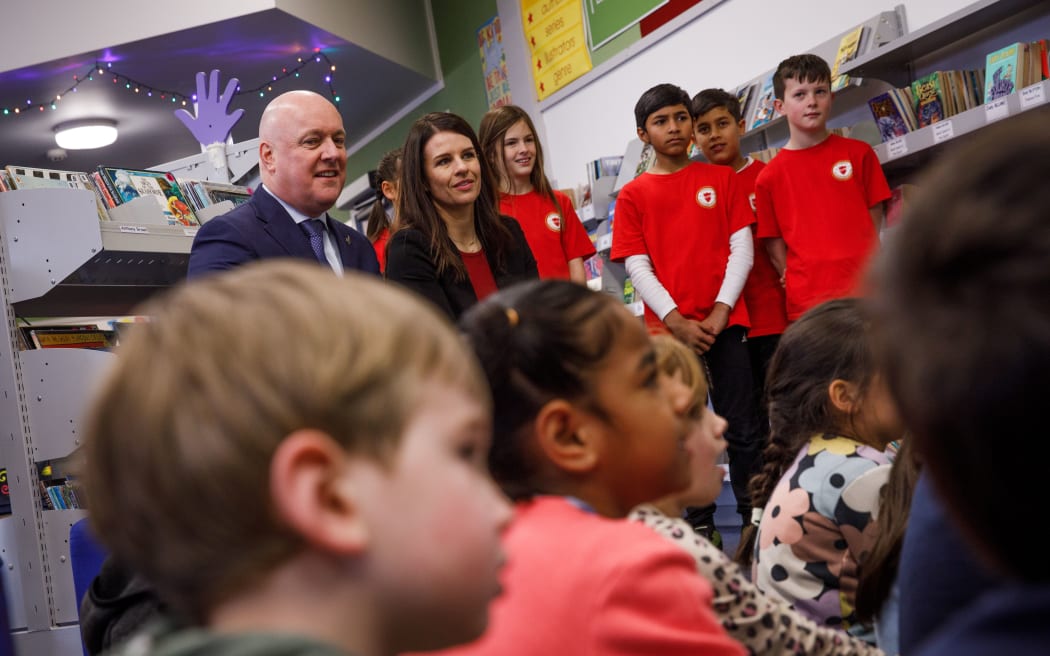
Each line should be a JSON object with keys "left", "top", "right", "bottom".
{"left": 750, "top": 507, "right": 764, "bottom": 527}
{"left": 504, "top": 307, "right": 519, "bottom": 327}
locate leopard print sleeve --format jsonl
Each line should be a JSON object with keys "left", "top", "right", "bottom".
{"left": 629, "top": 504, "right": 884, "bottom": 656}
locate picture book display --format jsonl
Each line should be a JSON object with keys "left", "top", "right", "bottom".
{"left": 748, "top": 72, "right": 777, "bottom": 131}
{"left": 179, "top": 179, "right": 253, "bottom": 212}
{"left": 830, "top": 26, "right": 867, "bottom": 92}
{"left": 4, "top": 165, "right": 111, "bottom": 222}
{"left": 735, "top": 82, "right": 756, "bottom": 124}
{"left": 96, "top": 166, "right": 199, "bottom": 227}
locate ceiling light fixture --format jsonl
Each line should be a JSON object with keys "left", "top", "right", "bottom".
{"left": 53, "top": 118, "right": 118, "bottom": 150}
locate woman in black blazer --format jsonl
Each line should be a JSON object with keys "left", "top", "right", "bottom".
{"left": 385, "top": 112, "right": 538, "bottom": 320}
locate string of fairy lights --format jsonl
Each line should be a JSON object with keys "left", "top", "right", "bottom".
{"left": 0, "top": 48, "right": 340, "bottom": 117}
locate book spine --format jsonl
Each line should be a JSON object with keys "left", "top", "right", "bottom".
{"left": 92, "top": 172, "right": 116, "bottom": 208}
{"left": 95, "top": 167, "right": 121, "bottom": 207}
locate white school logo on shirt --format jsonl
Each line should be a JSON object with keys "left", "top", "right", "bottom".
{"left": 696, "top": 186, "right": 717, "bottom": 208}
{"left": 545, "top": 212, "right": 562, "bottom": 232}
{"left": 831, "top": 160, "right": 853, "bottom": 181}
{"left": 748, "top": 192, "right": 757, "bottom": 213}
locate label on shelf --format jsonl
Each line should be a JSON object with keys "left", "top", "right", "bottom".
{"left": 579, "top": 204, "right": 596, "bottom": 222}
{"left": 932, "top": 120, "right": 955, "bottom": 144}
{"left": 1020, "top": 84, "right": 1046, "bottom": 110}
{"left": 626, "top": 301, "right": 644, "bottom": 316}
{"left": 985, "top": 97, "right": 1009, "bottom": 123}
{"left": 118, "top": 225, "right": 150, "bottom": 234}
{"left": 596, "top": 233, "right": 613, "bottom": 251}
{"left": 886, "top": 137, "right": 908, "bottom": 160}
{"left": 183, "top": 228, "right": 199, "bottom": 237}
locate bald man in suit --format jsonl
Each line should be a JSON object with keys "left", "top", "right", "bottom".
{"left": 188, "top": 90, "right": 379, "bottom": 278}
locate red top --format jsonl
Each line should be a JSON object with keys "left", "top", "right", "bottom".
{"left": 611, "top": 161, "right": 752, "bottom": 334}
{"left": 371, "top": 226, "right": 390, "bottom": 273}
{"left": 499, "top": 190, "right": 596, "bottom": 279}
{"left": 736, "top": 158, "right": 787, "bottom": 337}
{"left": 461, "top": 249, "right": 498, "bottom": 301}
{"left": 431, "top": 497, "right": 745, "bottom": 656}
{"left": 755, "top": 134, "right": 891, "bottom": 320}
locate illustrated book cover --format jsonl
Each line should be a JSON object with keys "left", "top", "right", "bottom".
{"left": 748, "top": 72, "right": 777, "bottom": 131}
{"left": 830, "top": 26, "right": 867, "bottom": 92}
{"left": 867, "top": 91, "right": 910, "bottom": 142}
{"left": 984, "top": 42, "right": 1022, "bottom": 102}
{"left": 97, "top": 166, "right": 199, "bottom": 227}
{"left": 910, "top": 72, "right": 946, "bottom": 128}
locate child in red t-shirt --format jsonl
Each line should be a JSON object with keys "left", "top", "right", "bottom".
{"left": 755, "top": 54, "right": 891, "bottom": 321}
{"left": 692, "top": 87, "right": 787, "bottom": 503}
{"left": 364, "top": 147, "right": 401, "bottom": 273}
{"left": 479, "top": 105, "right": 595, "bottom": 282}
{"left": 611, "top": 83, "right": 761, "bottom": 532}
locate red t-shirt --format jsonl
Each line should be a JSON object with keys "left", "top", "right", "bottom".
{"left": 611, "top": 162, "right": 752, "bottom": 333}
{"left": 755, "top": 134, "right": 891, "bottom": 320}
{"left": 461, "top": 249, "right": 498, "bottom": 301}
{"left": 736, "top": 158, "right": 787, "bottom": 338}
{"left": 499, "top": 190, "right": 596, "bottom": 279}
{"left": 372, "top": 226, "right": 390, "bottom": 273}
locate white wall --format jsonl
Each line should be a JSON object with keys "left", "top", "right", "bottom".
{"left": 538, "top": 0, "right": 977, "bottom": 189}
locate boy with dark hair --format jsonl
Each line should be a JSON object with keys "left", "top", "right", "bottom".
{"left": 755, "top": 54, "right": 891, "bottom": 321}
{"left": 81, "top": 261, "right": 511, "bottom": 656}
{"left": 692, "top": 88, "right": 787, "bottom": 471}
{"left": 611, "top": 82, "right": 761, "bottom": 534}
{"left": 868, "top": 109, "right": 1050, "bottom": 656}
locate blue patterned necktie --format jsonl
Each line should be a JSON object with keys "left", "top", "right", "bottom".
{"left": 301, "top": 218, "right": 327, "bottom": 265}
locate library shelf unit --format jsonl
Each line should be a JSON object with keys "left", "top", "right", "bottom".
{"left": 839, "top": 0, "right": 1050, "bottom": 176}
{"left": 0, "top": 187, "right": 194, "bottom": 653}
{"left": 736, "top": 7, "right": 907, "bottom": 156}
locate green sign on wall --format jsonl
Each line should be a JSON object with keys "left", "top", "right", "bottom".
{"left": 584, "top": 0, "right": 667, "bottom": 50}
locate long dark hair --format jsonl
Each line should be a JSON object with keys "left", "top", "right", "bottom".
{"left": 365, "top": 147, "right": 401, "bottom": 242}
{"left": 855, "top": 438, "right": 920, "bottom": 625}
{"left": 736, "top": 298, "right": 876, "bottom": 565}
{"left": 396, "top": 111, "right": 513, "bottom": 280}
{"left": 458, "top": 279, "right": 626, "bottom": 500}
{"left": 479, "top": 104, "right": 560, "bottom": 218}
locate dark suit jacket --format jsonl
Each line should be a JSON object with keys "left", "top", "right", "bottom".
{"left": 385, "top": 215, "right": 538, "bottom": 320}
{"left": 186, "top": 187, "right": 379, "bottom": 279}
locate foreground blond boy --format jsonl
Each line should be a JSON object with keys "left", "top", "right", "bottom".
{"left": 82, "top": 261, "right": 511, "bottom": 656}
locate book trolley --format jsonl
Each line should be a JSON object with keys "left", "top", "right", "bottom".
{"left": 0, "top": 187, "right": 194, "bottom": 653}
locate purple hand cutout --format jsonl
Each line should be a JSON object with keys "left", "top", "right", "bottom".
{"left": 174, "top": 69, "right": 245, "bottom": 146}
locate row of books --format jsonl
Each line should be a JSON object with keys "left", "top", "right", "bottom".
{"left": 39, "top": 480, "right": 83, "bottom": 510}
{"left": 38, "top": 458, "right": 84, "bottom": 511}
{"left": 0, "top": 164, "right": 252, "bottom": 227}
{"left": 16, "top": 316, "right": 146, "bottom": 351}
{"left": 867, "top": 69, "right": 985, "bottom": 142}
{"left": 867, "top": 38, "right": 1049, "bottom": 143}
{"left": 984, "top": 39, "right": 1049, "bottom": 101}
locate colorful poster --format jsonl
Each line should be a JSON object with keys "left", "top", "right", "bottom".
{"left": 522, "top": 0, "right": 593, "bottom": 101}
{"left": 478, "top": 15, "right": 512, "bottom": 109}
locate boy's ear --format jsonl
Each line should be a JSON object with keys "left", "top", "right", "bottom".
{"left": 828, "top": 379, "right": 860, "bottom": 415}
{"left": 773, "top": 98, "right": 784, "bottom": 116}
{"left": 533, "top": 399, "right": 599, "bottom": 474}
{"left": 269, "top": 429, "right": 369, "bottom": 554}
{"left": 636, "top": 125, "right": 651, "bottom": 145}
{"left": 735, "top": 118, "right": 747, "bottom": 135}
